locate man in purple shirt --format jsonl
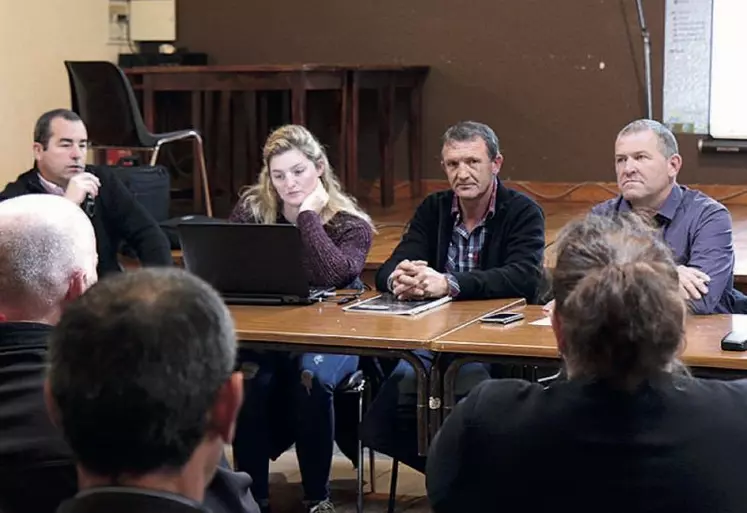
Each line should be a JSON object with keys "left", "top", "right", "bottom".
{"left": 591, "top": 119, "right": 741, "bottom": 314}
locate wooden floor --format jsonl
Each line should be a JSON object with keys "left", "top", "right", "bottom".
{"left": 360, "top": 198, "right": 598, "bottom": 270}
{"left": 360, "top": 198, "right": 747, "bottom": 286}
{"left": 163, "top": 196, "right": 747, "bottom": 287}
{"left": 267, "top": 447, "right": 430, "bottom": 513}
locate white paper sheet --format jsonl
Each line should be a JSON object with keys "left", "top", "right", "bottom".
{"left": 710, "top": 0, "right": 747, "bottom": 138}
{"left": 663, "top": 0, "right": 713, "bottom": 134}
{"left": 530, "top": 317, "right": 552, "bottom": 327}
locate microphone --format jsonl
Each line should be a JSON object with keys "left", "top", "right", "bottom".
{"left": 634, "top": 0, "right": 653, "bottom": 119}
{"left": 82, "top": 193, "right": 95, "bottom": 218}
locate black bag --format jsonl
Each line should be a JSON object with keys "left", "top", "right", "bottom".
{"left": 108, "top": 156, "right": 173, "bottom": 256}
{"left": 113, "top": 156, "right": 171, "bottom": 223}
{"left": 111, "top": 156, "right": 225, "bottom": 251}
{"left": 160, "top": 214, "right": 226, "bottom": 250}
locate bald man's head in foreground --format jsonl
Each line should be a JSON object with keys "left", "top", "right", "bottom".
{"left": 0, "top": 194, "right": 97, "bottom": 324}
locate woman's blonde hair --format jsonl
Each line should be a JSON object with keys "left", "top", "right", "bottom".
{"left": 551, "top": 212, "right": 687, "bottom": 390}
{"left": 237, "top": 125, "right": 375, "bottom": 229}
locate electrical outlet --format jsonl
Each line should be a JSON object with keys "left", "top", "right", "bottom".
{"left": 109, "top": 2, "right": 128, "bottom": 22}
{"left": 108, "top": 1, "right": 130, "bottom": 43}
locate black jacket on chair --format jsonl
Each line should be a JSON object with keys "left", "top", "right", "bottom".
{"left": 0, "top": 323, "right": 77, "bottom": 513}
{"left": 0, "top": 167, "right": 172, "bottom": 277}
{"left": 375, "top": 181, "right": 546, "bottom": 302}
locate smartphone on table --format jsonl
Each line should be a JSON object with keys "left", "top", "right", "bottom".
{"left": 480, "top": 311, "right": 525, "bottom": 325}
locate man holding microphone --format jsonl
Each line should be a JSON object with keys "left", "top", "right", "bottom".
{"left": 0, "top": 108, "right": 172, "bottom": 277}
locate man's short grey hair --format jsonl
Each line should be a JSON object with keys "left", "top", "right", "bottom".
{"left": 617, "top": 119, "right": 679, "bottom": 159}
{"left": 0, "top": 195, "right": 94, "bottom": 315}
{"left": 442, "top": 121, "right": 501, "bottom": 161}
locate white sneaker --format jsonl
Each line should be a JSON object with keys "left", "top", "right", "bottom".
{"left": 308, "top": 499, "right": 336, "bottom": 513}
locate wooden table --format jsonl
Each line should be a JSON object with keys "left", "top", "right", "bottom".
{"left": 125, "top": 64, "right": 429, "bottom": 211}
{"left": 346, "top": 66, "right": 429, "bottom": 206}
{"left": 365, "top": 225, "right": 405, "bottom": 269}
{"left": 229, "top": 294, "right": 524, "bottom": 453}
{"left": 432, "top": 305, "right": 747, "bottom": 424}
{"left": 541, "top": 202, "right": 590, "bottom": 241}
{"left": 682, "top": 312, "right": 747, "bottom": 371}
{"left": 171, "top": 249, "right": 183, "bottom": 267}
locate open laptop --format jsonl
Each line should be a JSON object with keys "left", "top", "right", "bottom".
{"left": 177, "top": 222, "right": 332, "bottom": 305}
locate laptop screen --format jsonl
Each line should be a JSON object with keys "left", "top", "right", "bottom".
{"left": 177, "top": 222, "right": 311, "bottom": 298}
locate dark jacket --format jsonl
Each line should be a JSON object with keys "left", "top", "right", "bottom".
{"left": 0, "top": 323, "right": 259, "bottom": 513}
{"left": 57, "top": 488, "right": 209, "bottom": 513}
{"left": 427, "top": 375, "right": 747, "bottom": 513}
{"left": 0, "top": 323, "right": 76, "bottom": 513}
{"left": 0, "top": 167, "right": 172, "bottom": 277}
{"left": 375, "top": 182, "right": 545, "bottom": 301}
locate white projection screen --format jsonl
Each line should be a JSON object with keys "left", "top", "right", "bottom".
{"left": 709, "top": 0, "right": 747, "bottom": 139}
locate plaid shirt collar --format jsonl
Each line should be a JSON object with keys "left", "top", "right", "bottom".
{"left": 451, "top": 177, "right": 498, "bottom": 223}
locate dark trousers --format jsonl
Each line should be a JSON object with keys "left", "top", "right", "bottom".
{"left": 360, "top": 350, "right": 490, "bottom": 472}
{"left": 233, "top": 350, "right": 359, "bottom": 503}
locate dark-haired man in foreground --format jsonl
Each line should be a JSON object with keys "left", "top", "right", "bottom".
{"left": 47, "top": 267, "right": 257, "bottom": 513}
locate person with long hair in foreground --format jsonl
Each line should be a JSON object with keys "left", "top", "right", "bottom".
{"left": 426, "top": 212, "right": 747, "bottom": 513}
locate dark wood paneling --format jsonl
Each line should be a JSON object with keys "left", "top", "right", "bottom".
{"left": 177, "top": 0, "right": 747, "bottom": 184}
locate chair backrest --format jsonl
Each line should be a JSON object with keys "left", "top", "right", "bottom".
{"left": 64, "top": 61, "right": 157, "bottom": 149}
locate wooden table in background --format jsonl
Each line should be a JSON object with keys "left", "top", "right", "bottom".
{"left": 346, "top": 65, "right": 429, "bottom": 206}
{"left": 125, "top": 64, "right": 429, "bottom": 212}
{"left": 541, "top": 202, "right": 591, "bottom": 245}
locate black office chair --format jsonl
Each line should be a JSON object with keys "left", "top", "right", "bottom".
{"left": 337, "top": 370, "right": 375, "bottom": 513}
{"left": 64, "top": 60, "right": 213, "bottom": 217}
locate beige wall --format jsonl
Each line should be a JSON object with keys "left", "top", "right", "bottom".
{"left": 0, "top": 0, "right": 113, "bottom": 187}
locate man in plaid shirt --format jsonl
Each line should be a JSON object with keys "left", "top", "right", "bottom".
{"left": 365, "top": 121, "right": 546, "bottom": 473}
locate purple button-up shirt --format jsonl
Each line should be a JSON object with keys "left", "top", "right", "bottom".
{"left": 591, "top": 184, "right": 736, "bottom": 314}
